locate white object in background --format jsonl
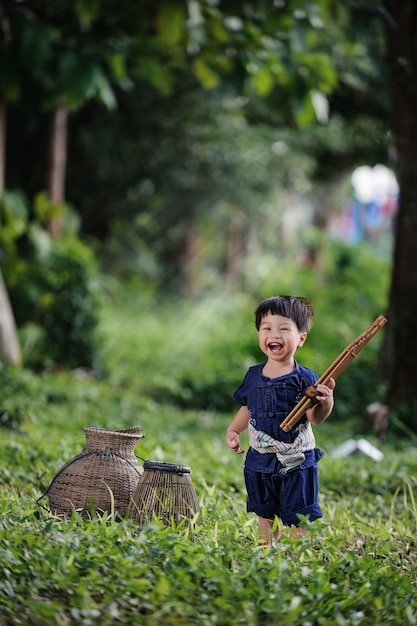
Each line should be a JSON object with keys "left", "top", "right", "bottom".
{"left": 332, "top": 438, "right": 383, "bottom": 461}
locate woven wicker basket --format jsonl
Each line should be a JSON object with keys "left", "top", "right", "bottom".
{"left": 46, "top": 426, "right": 144, "bottom": 518}
{"left": 128, "top": 460, "right": 200, "bottom": 526}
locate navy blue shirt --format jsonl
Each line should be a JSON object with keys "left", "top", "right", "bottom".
{"left": 233, "top": 361, "right": 319, "bottom": 473}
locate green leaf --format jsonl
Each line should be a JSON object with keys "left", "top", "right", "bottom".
{"left": 208, "top": 17, "right": 231, "bottom": 44}
{"left": 154, "top": 574, "right": 170, "bottom": 600}
{"left": 250, "top": 66, "right": 274, "bottom": 97}
{"left": 137, "top": 57, "right": 173, "bottom": 96}
{"left": 52, "top": 55, "right": 116, "bottom": 109}
{"left": 74, "top": 0, "right": 101, "bottom": 26}
{"left": 156, "top": 4, "right": 186, "bottom": 47}
{"left": 0, "top": 190, "right": 28, "bottom": 248}
{"left": 93, "top": 69, "right": 117, "bottom": 109}
{"left": 108, "top": 53, "right": 127, "bottom": 81}
{"left": 27, "top": 223, "right": 52, "bottom": 258}
{"left": 294, "top": 52, "right": 338, "bottom": 93}
{"left": 33, "top": 191, "right": 61, "bottom": 224}
{"left": 294, "top": 92, "right": 317, "bottom": 127}
{"left": 20, "top": 19, "right": 52, "bottom": 73}
{"left": 192, "top": 57, "right": 219, "bottom": 89}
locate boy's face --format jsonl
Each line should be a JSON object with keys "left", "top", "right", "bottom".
{"left": 258, "top": 313, "right": 307, "bottom": 362}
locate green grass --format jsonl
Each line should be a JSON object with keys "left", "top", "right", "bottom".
{"left": 0, "top": 285, "right": 416, "bottom": 626}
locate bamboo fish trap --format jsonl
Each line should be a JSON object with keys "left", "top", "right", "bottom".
{"left": 43, "top": 426, "right": 144, "bottom": 518}
{"left": 128, "top": 460, "right": 201, "bottom": 526}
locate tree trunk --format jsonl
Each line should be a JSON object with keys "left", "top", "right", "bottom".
{"left": 181, "top": 222, "right": 200, "bottom": 296}
{"left": 225, "top": 214, "right": 245, "bottom": 286}
{"left": 47, "top": 100, "right": 68, "bottom": 236}
{"left": 0, "top": 98, "right": 21, "bottom": 365}
{"left": 381, "top": 0, "right": 417, "bottom": 415}
{"left": 0, "top": 270, "right": 21, "bottom": 365}
{"left": 0, "top": 98, "right": 5, "bottom": 195}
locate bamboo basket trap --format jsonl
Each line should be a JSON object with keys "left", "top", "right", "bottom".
{"left": 42, "top": 426, "right": 144, "bottom": 518}
{"left": 128, "top": 460, "right": 201, "bottom": 526}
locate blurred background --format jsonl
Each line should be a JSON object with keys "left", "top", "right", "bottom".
{"left": 0, "top": 0, "right": 416, "bottom": 433}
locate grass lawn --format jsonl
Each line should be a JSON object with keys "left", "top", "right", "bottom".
{"left": 0, "top": 287, "right": 416, "bottom": 625}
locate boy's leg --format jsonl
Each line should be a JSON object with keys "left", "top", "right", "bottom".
{"left": 258, "top": 516, "right": 281, "bottom": 545}
{"left": 244, "top": 468, "right": 282, "bottom": 544}
{"left": 280, "top": 464, "right": 323, "bottom": 530}
{"left": 289, "top": 525, "right": 308, "bottom": 539}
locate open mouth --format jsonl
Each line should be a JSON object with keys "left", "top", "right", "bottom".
{"left": 268, "top": 342, "right": 283, "bottom": 354}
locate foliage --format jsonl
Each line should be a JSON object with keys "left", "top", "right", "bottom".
{"left": 0, "top": 1, "right": 127, "bottom": 111}
{"left": 99, "top": 236, "right": 390, "bottom": 420}
{"left": 66, "top": 82, "right": 296, "bottom": 289}
{"left": 0, "top": 280, "right": 415, "bottom": 624}
{"left": 0, "top": 348, "right": 416, "bottom": 625}
{"left": 0, "top": 190, "right": 29, "bottom": 258}
{"left": 4, "top": 234, "right": 101, "bottom": 371}
{"left": 5, "top": 0, "right": 391, "bottom": 294}
{"left": 65, "top": 83, "right": 390, "bottom": 293}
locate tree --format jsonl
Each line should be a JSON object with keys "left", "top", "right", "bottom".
{"left": 0, "top": 0, "right": 132, "bottom": 364}
{"left": 0, "top": 4, "right": 21, "bottom": 364}
{"left": 15, "top": 1, "right": 125, "bottom": 234}
{"left": 5, "top": 0, "right": 347, "bottom": 286}
{"left": 4, "top": 0, "right": 417, "bottom": 420}
{"left": 380, "top": 0, "right": 417, "bottom": 421}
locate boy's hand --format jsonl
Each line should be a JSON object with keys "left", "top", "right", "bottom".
{"left": 306, "top": 378, "right": 335, "bottom": 425}
{"left": 226, "top": 430, "right": 245, "bottom": 454}
{"left": 314, "top": 378, "right": 336, "bottom": 408}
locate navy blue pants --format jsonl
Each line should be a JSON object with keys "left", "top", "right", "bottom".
{"left": 244, "top": 463, "right": 323, "bottom": 527}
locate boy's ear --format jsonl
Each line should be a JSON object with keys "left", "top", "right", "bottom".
{"left": 298, "top": 332, "right": 307, "bottom": 347}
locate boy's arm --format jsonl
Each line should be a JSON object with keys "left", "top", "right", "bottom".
{"left": 306, "top": 378, "right": 336, "bottom": 425}
{"left": 226, "top": 406, "right": 250, "bottom": 454}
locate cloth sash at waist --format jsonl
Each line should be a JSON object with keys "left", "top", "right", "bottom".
{"left": 248, "top": 421, "right": 316, "bottom": 473}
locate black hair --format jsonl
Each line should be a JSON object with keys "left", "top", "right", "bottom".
{"left": 255, "top": 295, "right": 314, "bottom": 332}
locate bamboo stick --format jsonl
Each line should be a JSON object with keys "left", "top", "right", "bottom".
{"left": 280, "top": 315, "right": 388, "bottom": 432}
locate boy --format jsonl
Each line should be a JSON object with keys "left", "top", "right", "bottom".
{"left": 226, "top": 295, "right": 335, "bottom": 545}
